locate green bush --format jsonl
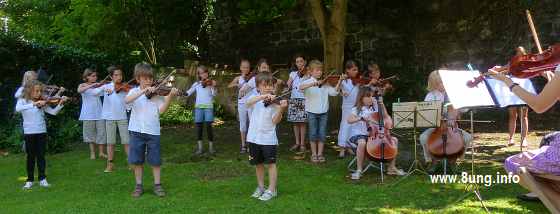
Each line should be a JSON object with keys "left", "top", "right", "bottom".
{"left": 161, "top": 103, "right": 195, "bottom": 125}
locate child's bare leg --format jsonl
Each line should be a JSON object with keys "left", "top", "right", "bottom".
{"left": 293, "top": 125, "right": 301, "bottom": 147}
{"left": 152, "top": 166, "right": 161, "bottom": 184}
{"left": 310, "top": 142, "right": 317, "bottom": 156}
{"left": 256, "top": 164, "right": 265, "bottom": 189}
{"left": 124, "top": 144, "right": 130, "bottom": 157}
{"left": 99, "top": 144, "right": 107, "bottom": 157}
{"left": 267, "top": 164, "right": 277, "bottom": 192}
{"left": 89, "top": 143, "right": 96, "bottom": 159}
{"left": 134, "top": 165, "right": 143, "bottom": 185}
{"left": 299, "top": 124, "right": 306, "bottom": 151}
{"left": 356, "top": 140, "right": 366, "bottom": 171}
{"left": 318, "top": 142, "right": 324, "bottom": 157}
{"left": 240, "top": 131, "right": 247, "bottom": 148}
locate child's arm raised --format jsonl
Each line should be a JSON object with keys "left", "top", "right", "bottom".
{"left": 299, "top": 80, "right": 319, "bottom": 91}
{"left": 15, "top": 99, "right": 41, "bottom": 112}
{"left": 45, "top": 96, "right": 68, "bottom": 115}
{"left": 184, "top": 83, "right": 198, "bottom": 97}
{"left": 159, "top": 88, "right": 178, "bottom": 114}
{"left": 245, "top": 94, "right": 274, "bottom": 108}
{"left": 272, "top": 100, "right": 288, "bottom": 124}
{"left": 77, "top": 83, "right": 96, "bottom": 94}
{"left": 227, "top": 76, "right": 240, "bottom": 88}
{"left": 125, "top": 87, "right": 155, "bottom": 104}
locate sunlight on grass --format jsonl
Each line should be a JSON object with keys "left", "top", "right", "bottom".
{"left": 0, "top": 124, "right": 549, "bottom": 213}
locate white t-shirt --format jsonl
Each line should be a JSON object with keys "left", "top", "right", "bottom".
{"left": 15, "top": 98, "right": 64, "bottom": 134}
{"left": 79, "top": 86, "right": 104, "bottom": 121}
{"left": 246, "top": 99, "right": 280, "bottom": 145}
{"left": 186, "top": 81, "right": 216, "bottom": 108}
{"left": 245, "top": 77, "right": 258, "bottom": 99}
{"left": 350, "top": 106, "right": 378, "bottom": 136}
{"left": 101, "top": 83, "right": 128, "bottom": 120}
{"left": 237, "top": 77, "right": 249, "bottom": 104}
{"left": 127, "top": 87, "right": 165, "bottom": 136}
{"left": 289, "top": 71, "right": 307, "bottom": 99}
{"left": 424, "top": 90, "right": 445, "bottom": 102}
{"left": 340, "top": 79, "right": 359, "bottom": 107}
{"left": 14, "top": 87, "right": 24, "bottom": 99}
{"left": 300, "top": 77, "right": 338, "bottom": 114}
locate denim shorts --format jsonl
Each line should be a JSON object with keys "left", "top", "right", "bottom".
{"left": 128, "top": 131, "right": 161, "bottom": 166}
{"left": 194, "top": 108, "right": 214, "bottom": 123}
{"left": 307, "top": 112, "right": 328, "bottom": 143}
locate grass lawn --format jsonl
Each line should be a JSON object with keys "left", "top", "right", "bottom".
{"left": 0, "top": 122, "right": 551, "bottom": 213}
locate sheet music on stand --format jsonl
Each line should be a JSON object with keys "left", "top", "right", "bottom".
{"left": 438, "top": 70, "right": 537, "bottom": 109}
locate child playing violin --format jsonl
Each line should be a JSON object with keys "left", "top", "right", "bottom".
{"left": 227, "top": 59, "right": 252, "bottom": 153}
{"left": 77, "top": 68, "right": 107, "bottom": 160}
{"left": 347, "top": 86, "right": 405, "bottom": 179}
{"left": 185, "top": 65, "right": 217, "bottom": 155}
{"left": 14, "top": 70, "right": 37, "bottom": 99}
{"left": 16, "top": 80, "right": 68, "bottom": 189}
{"left": 285, "top": 54, "right": 308, "bottom": 153}
{"left": 337, "top": 60, "right": 361, "bottom": 158}
{"left": 299, "top": 60, "right": 341, "bottom": 163}
{"left": 245, "top": 72, "right": 288, "bottom": 201}
{"left": 419, "top": 70, "right": 472, "bottom": 174}
{"left": 100, "top": 66, "right": 130, "bottom": 172}
{"left": 125, "top": 63, "right": 178, "bottom": 197}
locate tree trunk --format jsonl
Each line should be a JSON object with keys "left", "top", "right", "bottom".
{"left": 308, "top": 0, "right": 348, "bottom": 133}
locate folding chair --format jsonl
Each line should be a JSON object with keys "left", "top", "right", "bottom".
{"left": 347, "top": 138, "right": 394, "bottom": 183}
{"left": 518, "top": 167, "right": 560, "bottom": 214}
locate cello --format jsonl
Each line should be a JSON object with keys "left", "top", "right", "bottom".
{"left": 366, "top": 91, "right": 398, "bottom": 163}
{"left": 426, "top": 104, "right": 465, "bottom": 163}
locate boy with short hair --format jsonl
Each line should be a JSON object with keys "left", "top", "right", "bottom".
{"left": 125, "top": 63, "right": 178, "bottom": 198}
{"left": 245, "top": 72, "right": 288, "bottom": 201}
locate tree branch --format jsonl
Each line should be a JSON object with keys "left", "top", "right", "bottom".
{"left": 308, "top": 0, "right": 327, "bottom": 39}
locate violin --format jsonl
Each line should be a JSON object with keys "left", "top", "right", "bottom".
{"left": 201, "top": 79, "right": 215, "bottom": 88}
{"left": 114, "top": 79, "right": 137, "bottom": 94}
{"left": 366, "top": 95, "right": 398, "bottom": 162}
{"left": 263, "top": 89, "right": 291, "bottom": 107}
{"left": 426, "top": 106, "right": 465, "bottom": 160}
{"left": 467, "top": 44, "right": 560, "bottom": 87}
{"left": 145, "top": 70, "right": 176, "bottom": 99}
{"left": 34, "top": 96, "right": 75, "bottom": 107}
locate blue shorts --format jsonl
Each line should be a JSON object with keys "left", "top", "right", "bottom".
{"left": 128, "top": 131, "right": 162, "bottom": 166}
{"left": 194, "top": 108, "right": 214, "bottom": 123}
{"left": 307, "top": 112, "right": 328, "bottom": 143}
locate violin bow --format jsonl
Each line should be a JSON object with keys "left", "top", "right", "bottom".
{"left": 526, "top": 10, "right": 543, "bottom": 54}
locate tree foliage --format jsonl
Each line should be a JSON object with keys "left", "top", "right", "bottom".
{"left": 2, "top": 0, "right": 209, "bottom": 65}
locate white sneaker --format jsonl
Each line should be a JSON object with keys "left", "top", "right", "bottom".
{"left": 351, "top": 170, "right": 362, "bottom": 180}
{"left": 258, "top": 190, "right": 277, "bottom": 201}
{"left": 251, "top": 187, "right": 264, "bottom": 198}
{"left": 22, "top": 182, "right": 33, "bottom": 190}
{"left": 39, "top": 179, "right": 50, "bottom": 187}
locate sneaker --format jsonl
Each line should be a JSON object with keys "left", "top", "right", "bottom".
{"left": 194, "top": 148, "right": 204, "bottom": 156}
{"left": 209, "top": 147, "right": 216, "bottom": 155}
{"left": 258, "top": 190, "right": 277, "bottom": 201}
{"left": 153, "top": 184, "right": 166, "bottom": 197}
{"left": 22, "top": 181, "right": 33, "bottom": 190}
{"left": 251, "top": 187, "right": 265, "bottom": 198}
{"left": 131, "top": 185, "right": 143, "bottom": 198}
{"left": 39, "top": 179, "right": 50, "bottom": 187}
{"left": 104, "top": 162, "right": 114, "bottom": 173}
{"left": 351, "top": 170, "right": 362, "bottom": 180}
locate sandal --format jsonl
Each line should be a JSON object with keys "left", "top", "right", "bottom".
{"left": 310, "top": 155, "right": 319, "bottom": 163}
{"left": 131, "top": 185, "right": 143, "bottom": 198}
{"left": 153, "top": 184, "right": 166, "bottom": 197}
{"left": 289, "top": 144, "right": 299, "bottom": 152}
{"left": 240, "top": 147, "right": 247, "bottom": 154}
{"left": 318, "top": 155, "right": 326, "bottom": 163}
{"left": 387, "top": 168, "right": 406, "bottom": 176}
